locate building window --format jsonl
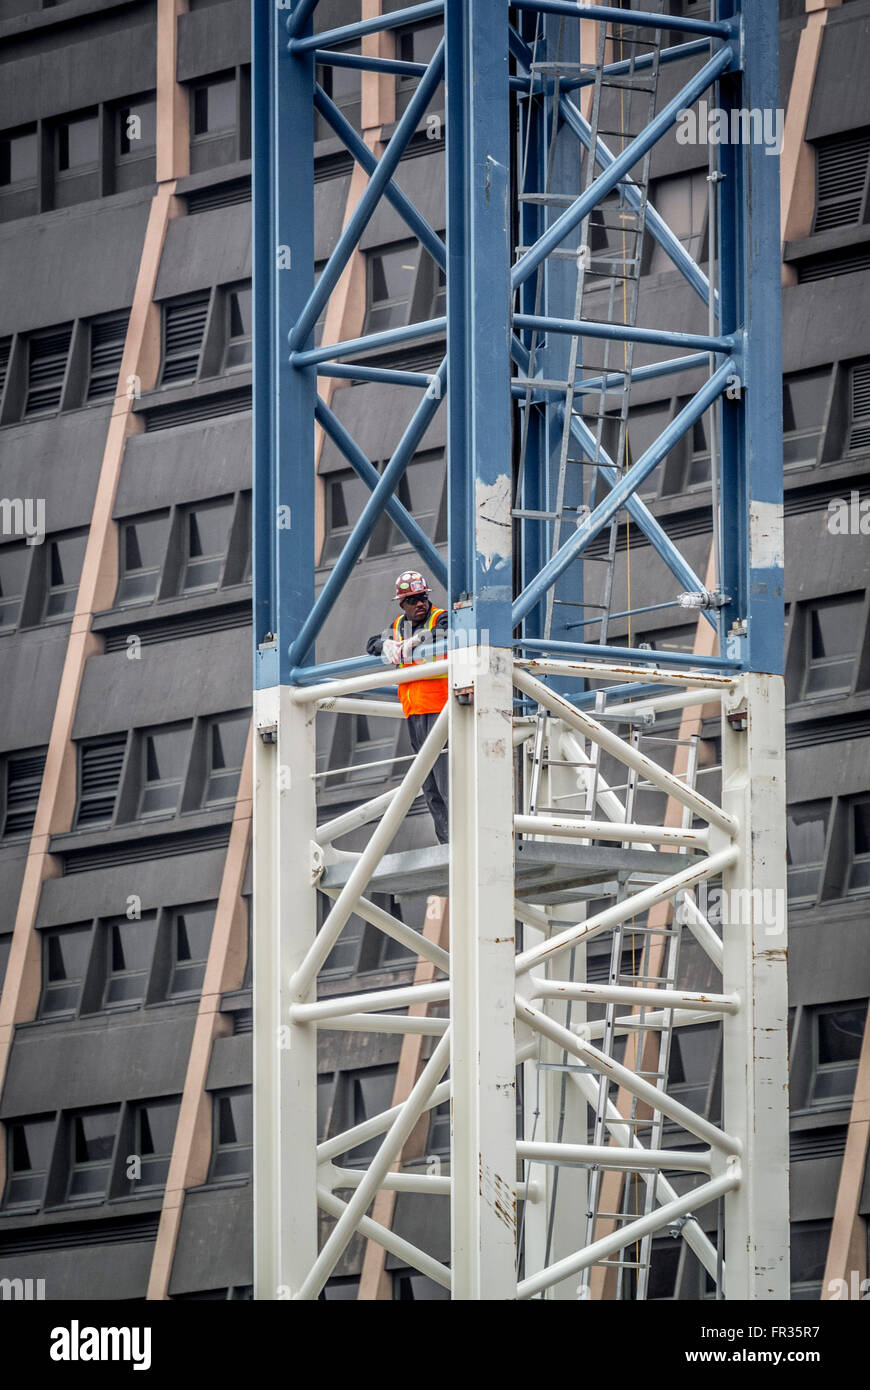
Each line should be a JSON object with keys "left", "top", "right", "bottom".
{"left": 802, "top": 594, "right": 863, "bottom": 698}
{"left": 848, "top": 361, "right": 870, "bottom": 453}
{"left": 0, "top": 124, "right": 37, "bottom": 187}
{"left": 223, "top": 284, "right": 252, "bottom": 371}
{"left": 646, "top": 1240, "right": 682, "bottom": 1300}
{"left": 3, "top": 747, "right": 46, "bottom": 838}
{"left": 648, "top": 171, "right": 708, "bottom": 273}
{"left": 370, "top": 451, "right": 446, "bottom": 552}
{"left": 315, "top": 41, "right": 362, "bottom": 138}
{"left": 846, "top": 799, "right": 870, "bottom": 894}
{"left": 622, "top": 401, "right": 672, "bottom": 497}
{"left": 103, "top": 913, "right": 158, "bottom": 1008}
{"left": 666, "top": 1022, "right": 719, "bottom": 1116}
{"left": 87, "top": 310, "right": 129, "bottom": 403}
{"left": 43, "top": 531, "right": 87, "bottom": 620}
{"left": 395, "top": 21, "right": 443, "bottom": 117}
{"left": 786, "top": 801, "right": 830, "bottom": 904}
{"left": 364, "top": 242, "right": 419, "bottom": 333}
{"left": 180, "top": 498, "right": 234, "bottom": 591}
{"left": 0, "top": 544, "right": 29, "bottom": 631}
{"left": 76, "top": 735, "right": 126, "bottom": 828}
{"left": 427, "top": 1097, "right": 450, "bottom": 1156}
{"left": 790, "top": 1220, "right": 832, "bottom": 1300}
{"left": 810, "top": 1002, "right": 867, "bottom": 1105}
{"left": 192, "top": 73, "right": 237, "bottom": 138}
{"left": 169, "top": 904, "right": 214, "bottom": 996}
{"left": 160, "top": 291, "right": 211, "bottom": 385}
{"left": 204, "top": 713, "right": 248, "bottom": 804}
{"left": 56, "top": 110, "right": 99, "bottom": 174}
{"left": 128, "top": 1099, "right": 180, "bottom": 1192}
{"left": 322, "top": 469, "right": 369, "bottom": 563}
{"left": 139, "top": 724, "right": 193, "bottom": 818}
{"left": 117, "top": 95, "right": 156, "bottom": 159}
{"left": 4, "top": 1116, "right": 55, "bottom": 1209}
{"left": 0, "top": 933, "right": 10, "bottom": 996}
{"left": 393, "top": 1269, "right": 449, "bottom": 1300}
{"left": 209, "top": 1088, "right": 252, "bottom": 1180}
{"left": 67, "top": 1105, "right": 120, "bottom": 1202}
{"left": 813, "top": 129, "right": 870, "bottom": 234}
{"left": 329, "top": 713, "right": 399, "bottom": 789}
{"left": 24, "top": 324, "right": 72, "bottom": 416}
{"left": 320, "top": 1277, "right": 361, "bottom": 1301}
{"left": 782, "top": 368, "right": 829, "bottom": 470}
{"left": 339, "top": 1067, "right": 396, "bottom": 1164}
{"left": 117, "top": 512, "right": 170, "bottom": 605}
{"left": 40, "top": 924, "right": 92, "bottom": 1017}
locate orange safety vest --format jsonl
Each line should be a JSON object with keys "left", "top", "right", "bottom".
{"left": 392, "top": 607, "right": 448, "bottom": 718}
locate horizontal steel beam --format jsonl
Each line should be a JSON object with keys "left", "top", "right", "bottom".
{"left": 511, "top": 0, "right": 732, "bottom": 39}
{"left": 290, "top": 2, "right": 445, "bottom": 52}
{"left": 514, "top": 313, "right": 734, "bottom": 355}
{"left": 532, "top": 977, "right": 739, "bottom": 1014}
{"left": 517, "top": 1141, "right": 713, "bottom": 1175}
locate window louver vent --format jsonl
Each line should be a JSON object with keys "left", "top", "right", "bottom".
{"left": 849, "top": 362, "right": 870, "bottom": 453}
{"left": 25, "top": 325, "right": 72, "bottom": 416}
{"left": 186, "top": 178, "right": 251, "bottom": 213}
{"left": 790, "top": 1127, "right": 847, "bottom": 1162}
{"left": 814, "top": 131, "right": 870, "bottom": 233}
{"left": 4, "top": 750, "right": 46, "bottom": 837}
{"left": 102, "top": 601, "right": 251, "bottom": 652}
{"left": 160, "top": 293, "right": 210, "bottom": 384}
{"left": 314, "top": 151, "right": 354, "bottom": 184}
{"left": 88, "top": 311, "right": 129, "bottom": 402}
{"left": 77, "top": 738, "right": 127, "bottom": 827}
{"left": 144, "top": 387, "right": 251, "bottom": 432}
{"left": 798, "top": 246, "right": 870, "bottom": 283}
{"left": 787, "top": 715, "right": 870, "bottom": 750}
{"left": 0, "top": 1214, "right": 160, "bottom": 1257}
{"left": 233, "top": 1008, "right": 253, "bottom": 1035}
{"left": 64, "top": 825, "right": 231, "bottom": 875}
{"left": 0, "top": 338, "right": 10, "bottom": 397}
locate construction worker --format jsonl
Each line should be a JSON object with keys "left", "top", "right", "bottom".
{"left": 366, "top": 571, "right": 449, "bottom": 844}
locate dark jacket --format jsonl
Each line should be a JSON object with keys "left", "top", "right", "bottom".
{"left": 366, "top": 602, "right": 448, "bottom": 657}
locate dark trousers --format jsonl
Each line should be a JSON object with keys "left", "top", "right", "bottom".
{"left": 407, "top": 712, "right": 449, "bottom": 845}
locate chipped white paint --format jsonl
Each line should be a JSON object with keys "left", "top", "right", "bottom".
{"left": 475, "top": 473, "right": 512, "bottom": 568}
{"left": 749, "top": 499, "right": 784, "bottom": 570}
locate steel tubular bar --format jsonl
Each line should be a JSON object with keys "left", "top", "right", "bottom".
{"left": 290, "top": 1, "right": 445, "bottom": 51}
{"left": 514, "top": 313, "right": 734, "bottom": 355}
{"left": 291, "top": 655, "right": 449, "bottom": 699}
{"left": 515, "top": 845, "right": 739, "bottom": 975}
{"left": 286, "top": 358, "right": 448, "bottom": 669}
{"left": 316, "top": 1186, "right": 452, "bottom": 1291}
{"left": 512, "top": 358, "right": 737, "bottom": 625}
{"left": 296, "top": 1029, "right": 452, "bottom": 1298}
{"left": 510, "top": 333, "right": 714, "bottom": 615}
{"left": 312, "top": 86, "right": 446, "bottom": 270}
{"left": 513, "top": 668, "right": 739, "bottom": 832}
{"left": 507, "top": 25, "right": 716, "bottom": 307}
{"left": 569, "top": 351, "right": 712, "bottom": 397}
{"left": 314, "top": 51, "right": 430, "bottom": 77}
{"left": 602, "top": 688, "right": 724, "bottom": 720}
{"left": 515, "top": 646, "right": 736, "bottom": 675}
{"left": 516, "top": 1170, "right": 739, "bottom": 1300}
{"left": 291, "top": 981, "right": 449, "bottom": 1024}
{"left": 327, "top": 1168, "right": 453, "bottom": 1196}
{"left": 514, "top": 814, "right": 711, "bottom": 850}
{"left": 516, "top": 998, "right": 741, "bottom": 1154}
{"left": 289, "top": 43, "right": 445, "bottom": 349}
{"left": 325, "top": 896, "right": 448, "bottom": 975}
{"left": 579, "top": 1007, "right": 726, "bottom": 1041}
{"left": 511, "top": 47, "right": 734, "bottom": 290}
{"left": 531, "top": 977, "right": 738, "bottom": 1014}
{"left": 289, "top": 708, "right": 448, "bottom": 996}
{"left": 314, "top": 697, "right": 404, "bottom": 718}
{"left": 313, "top": 363, "right": 434, "bottom": 387}
{"left": 293, "top": 318, "right": 447, "bottom": 367}
{"left": 315, "top": 789, "right": 400, "bottom": 843}
{"left": 321, "top": 1014, "right": 449, "bottom": 1036}
{"left": 314, "top": 396, "right": 447, "bottom": 584}
{"left": 517, "top": 1142, "right": 713, "bottom": 1175}
{"left": 557, "top": 94, "right": 715, "bottom": 309}
{"left": 533, "top": 37, "right": 712, "bottom": 96}
{"left": 566, "top": 1069, "right": 721, "bottom": 1279}
{"left": 510, "top": 0, "right": 731, "bottom": 38}
{"left": 286, "top": 0, "right": 320, "bottom": 41}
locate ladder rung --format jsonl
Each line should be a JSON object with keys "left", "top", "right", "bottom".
{"left": 519, "top": 192, "right": 583, "bottom": 206}
{"left": 594, "top": 1259, "right": 646, "bottom": 1269}
{"left": 515, "top": 246, "right": 591, "bottom": 261}
{"left": 600, "top": 77, "right": 658, "bottom": 92}
{"left": 530, "top": 60, "right": 599, "bottom": 74}
{"left": 513, "top": 377, "right": 575, "bottom": 391}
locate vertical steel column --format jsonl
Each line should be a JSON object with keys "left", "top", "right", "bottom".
{"left": 716, "top": 0, "right": 790, "bottom": 1298}
{"left": 445, "top": 0, "right": 517, "bottom": 1299}
{"left": 252, "top": 0, "right": 317, "bottom": 1299}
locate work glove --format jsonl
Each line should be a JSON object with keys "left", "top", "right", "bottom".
{"left": 381, "top": 638, "right": 402, "bottom": 665}
{"left": 400, "top": 633, "right": 424, "bottom": 663}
